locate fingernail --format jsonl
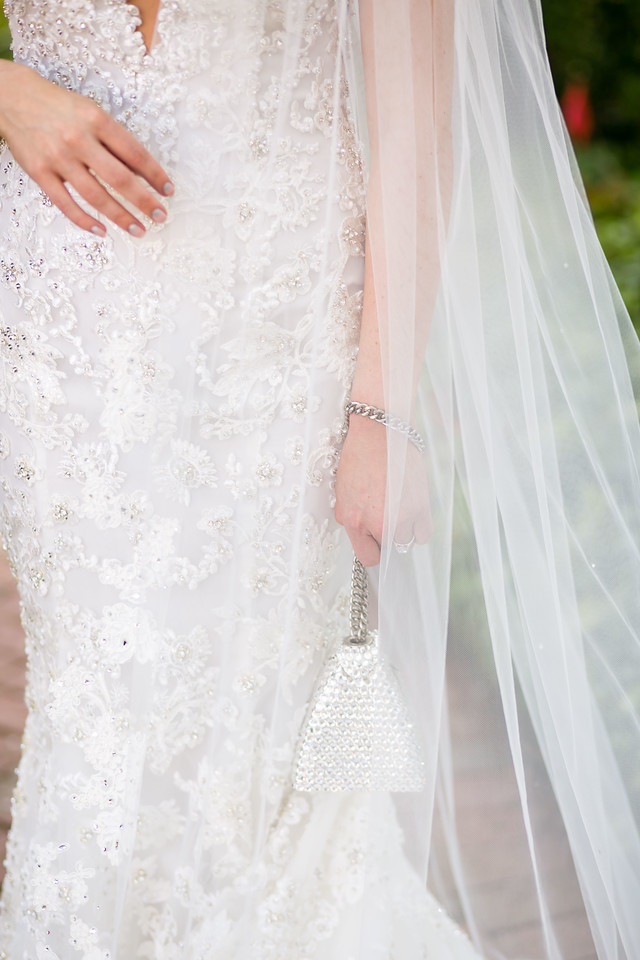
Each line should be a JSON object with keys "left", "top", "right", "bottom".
{"left": 162, "top": 181, "right": 174, "bottom": 196}
{"left": 91, "top": 225, "right": 106, "bottom": 237}
{"left": 151, "top": 208, "right": 166, "bottom": 223}
{"left": 128, "top": 224, "right": 145, "bottom": 238}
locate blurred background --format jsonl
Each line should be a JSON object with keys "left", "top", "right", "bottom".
{"left": 543, "top": 0, "right": 640, "bottom": 330}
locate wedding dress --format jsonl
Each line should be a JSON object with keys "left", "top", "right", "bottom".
{"left": 1, "top": 2, "right": 639, "bottom": 959}
{"left": 0, "top": 1, "right": 481, "bottom": 957}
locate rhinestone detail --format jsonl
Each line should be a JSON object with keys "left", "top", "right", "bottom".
{"left": 293, "top": 632, "right": 426, "bottom": 793}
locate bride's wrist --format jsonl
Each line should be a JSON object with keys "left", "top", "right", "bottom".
{"left": 345, "top": 400, "right": 425, "bottom": 453}
{"left": 0, "top": 62, "right": 31, "bottom": 140}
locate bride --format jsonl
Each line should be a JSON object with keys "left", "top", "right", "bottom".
{"left": 0, "top": 1, "right": 638, "bottom": 957}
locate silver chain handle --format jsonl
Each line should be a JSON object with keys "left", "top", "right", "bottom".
{"left": 348, "top": 557, "right": 371, "bottom": 645}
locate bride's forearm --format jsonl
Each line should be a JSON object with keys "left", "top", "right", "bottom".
{"left": 350, "top": 228, "right": 385, "bottom": 409}
{"left": 354, "top": 0, "right": 454, "bottom": 418}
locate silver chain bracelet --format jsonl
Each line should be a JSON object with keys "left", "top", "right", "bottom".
{"left": 345, "top": 400, "right": 426, "bottom": 453}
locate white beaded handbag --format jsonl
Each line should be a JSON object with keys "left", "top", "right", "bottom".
{"left": 292, "top": 557, "right": 426, "bottom": 793}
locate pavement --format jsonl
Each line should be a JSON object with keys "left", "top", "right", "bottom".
{"left": 0, "top": 551, "right": 26, "bottom": 885}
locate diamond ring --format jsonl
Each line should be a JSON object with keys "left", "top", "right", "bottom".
{"left": 393, "top": 535, "right": 415, "bottom": 554}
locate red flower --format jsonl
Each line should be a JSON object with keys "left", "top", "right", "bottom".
{"left": 561, "top": 81, "right": 595, "bottom": 142}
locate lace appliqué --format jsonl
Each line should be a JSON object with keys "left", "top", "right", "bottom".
{"left": 0, "top": 2, "right": 383, "bottom": 958}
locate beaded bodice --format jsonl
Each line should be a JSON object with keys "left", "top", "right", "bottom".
{"left": 4, "top": 1, "right": 345, "bottom": 164}
{"left": 5, "top": 1, "right": 262, "bottom": 161}
{"left": 5, "top": 1, "right": 188, "bottom": 92}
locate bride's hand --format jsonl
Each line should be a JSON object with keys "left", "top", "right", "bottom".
{"left": 0, "top": 61, "right": 173, "bottom": 237}
{"left": 334, "top": 414, "right": 433, "bottom": 567}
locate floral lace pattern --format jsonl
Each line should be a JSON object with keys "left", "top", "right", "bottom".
{"left": 0, "top": 3, "right": 479, "bottom": 959}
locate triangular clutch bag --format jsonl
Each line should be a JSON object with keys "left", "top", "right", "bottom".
{"left": 292, "top": 557, "right": 426, "bottom": 792}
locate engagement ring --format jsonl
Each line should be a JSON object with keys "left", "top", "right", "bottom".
{"left": 393, "top": 536, "right": 415, "bottom": 554}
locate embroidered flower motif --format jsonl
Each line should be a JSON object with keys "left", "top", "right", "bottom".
{"left": 155, "top": 440, "right": 218, "bottom": 504}
{"left": 285, "top": 435, "right": 304, "bottom": 465}
{"left": 0, "top": 1, "right": 376, "bottom": 955}
{"left": 14, "top": 455, "right": 37, "bottom": 485}
{"left": 255, "top": 453, "right": 284, "bottom": 487}
{"left": 197, "top": 505, "right": 234, "bottom": 536}
{"left": 281, "top": 385, "right": 320, "bottom": 422}
{"left": 223, "top": 453, "right": 257, "bottom": 501}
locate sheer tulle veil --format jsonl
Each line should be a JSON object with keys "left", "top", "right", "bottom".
{"left": 163, "top": 1, "right": 640, "bottom": 955}
{"left": 5, "top": 1, "right": 638, "bottom": 957}
{"left": 344, "top": 0, "right": 640, "bottom": 956}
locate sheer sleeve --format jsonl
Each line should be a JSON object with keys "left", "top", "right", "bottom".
{"left": 356, "top": 0, "right": 454, "bottom": 408}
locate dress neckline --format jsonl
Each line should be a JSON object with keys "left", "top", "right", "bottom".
{"left": 123, "top": 0, "right": 163, "bottom": 60}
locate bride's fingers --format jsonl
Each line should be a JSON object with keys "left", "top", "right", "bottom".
{"left": 414, "top": 507, "right": 433, "bottom": 544}
{"left": 61, "top": 163, "right": 148, "bottom": 235}
{"left": 98, "top": 109, "right": 174, "bottom": 197}
{"left": 393, "top": 523, "right": 415, "bottom": 547}
{"left": 83, "top": 144, "right": 168, "bottom": 224}
{"left": 394, "top": 498, "right": 433, "bottom": 548}
{"left": 37, "top": 171, "right": 106, "bottom": 235}
{"left": 347, "top": 529, "right": 381, "bottom": 568}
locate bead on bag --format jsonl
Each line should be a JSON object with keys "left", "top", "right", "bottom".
{"left": 292, "top": 557, "right": 426, "bottom": 792}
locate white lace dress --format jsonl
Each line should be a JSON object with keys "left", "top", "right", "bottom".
{"left": 0, "top": 2, "right": 480, "bottom": 957}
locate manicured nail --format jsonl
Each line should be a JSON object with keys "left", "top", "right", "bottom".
{"left": 151, "top": 208, "right": 166, "bottom": 223}
{"left": 162, "top": 181, "right": 174, "bottom": 196}
{"left": 91, "top": 225, "right": 106, "bottom": 237}
{"left": 128, "top": 223, "right": 145, "bottom": 238}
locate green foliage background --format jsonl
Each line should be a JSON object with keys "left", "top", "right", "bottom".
{"left": 543, "top": 0, "right": 640, "bottom": 150}
{"left": 0, "top": 7, "right": 9, "bottom": 61}
{"left": 542, "top": 0, "right": 640, "bottom": 333}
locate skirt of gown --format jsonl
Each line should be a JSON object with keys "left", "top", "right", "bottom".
{"left": 0, "top": 2, "right": 481, "bottom": 957}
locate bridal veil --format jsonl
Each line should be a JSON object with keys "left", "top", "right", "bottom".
{"left": 352, "top": 0, "right": 640, "bottom": 956}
